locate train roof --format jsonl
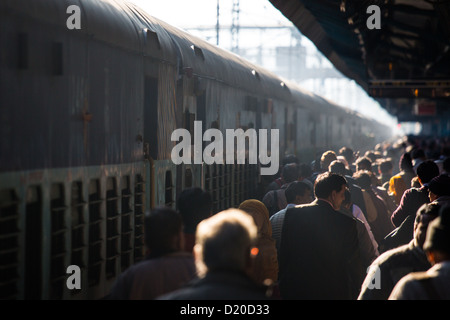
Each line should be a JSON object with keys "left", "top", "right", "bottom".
{"left": 2, "top": 0, "right": 177, "bottom": 63}
{"left": 138, "top": 9, "right": 291, "bottom": 101}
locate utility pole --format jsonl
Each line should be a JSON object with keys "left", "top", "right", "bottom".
{"left": 231, "top": 0, "right": 240, "bottom": 53}
{"left": 216, "top": 0, "right": 220, "bottom": 46}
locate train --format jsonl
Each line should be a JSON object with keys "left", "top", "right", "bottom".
{"left": 0, "top": 0, "right": 393, "bottom": 299}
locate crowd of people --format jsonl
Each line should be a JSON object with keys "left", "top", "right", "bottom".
{"left": 108, "top": 135, "right": 450, "bottom": 300}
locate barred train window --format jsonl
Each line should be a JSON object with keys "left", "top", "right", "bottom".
{"left": 50, "top": 183, "right": 67, "bottom": 299}
{"left": 121, "top": 176, "right": 132, "bottom": 271}
{"left": 70, "top": 180, "right": 85, "bottom": 296}
{"left": 0, "top": 189, "right": 20, "bottom": 299}
{"left": 134, "top": 174, "right": 145, "bottom": 263}
{"left": 106, "top": 177, "right": 119, "bottom": 279}
{"left": 25, "top": 186, "right": 42, "bottom": 299}
{"left": 88, "top": 179, "right": 102, "bottom": 287}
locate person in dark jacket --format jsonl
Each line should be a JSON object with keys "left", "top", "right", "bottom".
{"left": 158, "top": 209, "right": 270, "bottom": 300}
{"left": 381, "top": 161, "right": 440, "bottom": 253}
{"left": 262, "top": 163, "right": 299, "bottom": 216}
{"left": 108, "top": 207, "right": 196, "bottom": 299}
{"left": 390, "top": 160, "right": 440, "bottom": 227}
{"left": 389, "top": 205, "right": 450, "bottom": 299}
{"left": 358, "top": 202, "right": 441, "bottom": 300}
{"left": 177, "top": 187, "right": 212, "bottom": 253}
{"left": 278, "top": 172, "right": 365, "bottom": 299}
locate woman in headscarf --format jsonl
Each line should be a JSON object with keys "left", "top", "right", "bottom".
{"left": 239, "top": 199, "right": 279, "bottom": 285}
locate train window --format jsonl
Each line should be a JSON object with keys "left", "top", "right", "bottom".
{"left": 70, "top": 181, "right": 85, "bottom": 295}
{"left": 266, "top": 98, "right": 273, "bottom": 114}
{"left": 134, "top": 174, "right": 145, "bottom": 263}
{"left": 51, "top": 42, "right": 63, "bottom": 76}
{"left": 184, "top": 110, "right": 196, "bottom": 137}
{"left": 106, "top": 178, "right": 119, "bottom": 279}
{"left": 88, "top": 179, "right": 102, "bottom": 287}
{"left": 165, "top": 170, "right": 173, "bottom": 207}
{"left": 144, "top": 77, "right": 158, "bottom": 160}
{"left": 0, "top": 189, "right": 20, "bottom": 300}
{"left": 121, "top": 176, "right": 132, "bottom": 271}
{"left": 50, "top": 183, "right": 67, "bottom": 299}
{"left": 245, "top": 96, "right": 258, "bottom": 112}
{"left": 25, "top": 185, "right": 42, "bottom": 299}
{"left": 17, "top": 33, "right": 28, "bottom": 69}
{"left": 185, "top": 168, "right": 193, "bottom": 188}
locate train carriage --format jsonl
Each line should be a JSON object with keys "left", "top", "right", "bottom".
{"left": 0, "top": 0, "right": 392, "bottom": 299}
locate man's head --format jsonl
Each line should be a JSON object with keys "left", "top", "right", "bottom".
{"left": 282, "top": 154, "right": 299, "bottom": 166}
{"left": 378, "top": 159, "right": 393, "bottom": 175}
{"left": 145, "top": 207, "right": 184, "bottom": 258}
{"left": 352, "top": 170, "right": 372, "bottom": 190}
{"left": 177, "top": 187, "right": 212, "bottom": 234}
{"left": 194, "top": 209, "right": 257, "bottom": 278}
{"left": 399, "top": 152, "right": 413, "bottom": 172}
{"left": 428, "top": 174, "right": 450, "bottom": 202}
{"left": 339, "top": 146, "right": 355, "bottom": 165}
{"left": 341, "top": 188, "right": 353, "bottom": 211}
{"left": 416, "top": 160, "right": 439, "bottom": 185}
{"left": 443, "top": 157, "right": 450, "bottom": 173}
{"left": 423, "top": 205, "right": 450, "bottom": 265}
{"left": 355, "top": 157, "right": 372, "bottom": 172}
{"left": 314, "top": 172, "right": 348, "bottom": 210}
{"left": 414, "top": 203, "right": 442, "bottom": 249}
{"left": 320, "top": 150, "right": 337, "bottom": 172}
{"left": 285, "top": 181, "right": 313, "bottom": 205}
{"left": 328, "top": 160, "right": 347, "bottom": 175}
{"left": 281, "top": 163, "right": 299, "bottom": 184}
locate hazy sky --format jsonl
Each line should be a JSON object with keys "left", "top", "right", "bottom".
{"left": 128, "top": 0, "right": 290, "bottom": 29}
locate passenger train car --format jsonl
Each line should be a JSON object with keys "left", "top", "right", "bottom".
{"left": 0, "top": 0, "right": 393, "bottom": 299}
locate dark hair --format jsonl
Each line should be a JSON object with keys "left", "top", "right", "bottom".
{"left": 341, "top": 188, "right": 352, "bottom": 207}
{"left": 355, "top": 157, "right": 372, "bottom": 170}
{"left": 314, "top": 172, "right": 347, "bottom": 199}
{"left": 320, "top": 151, "right": 337, "bottom": 171}
{"left": 423, "top": 205, "right": 450, "bottom": 254}
{"left": 428, "top": 174, "right": 450, "bottom": 197}
{"left": 416, "top": 160, "right": 439, "bottom": 184}
{"left": 443, "top": 157, "right": 450, "bottom": 173}
{"left": 353, "top": 170, "right": 372, "bottom": 190}
{"left": 339, "top": 147, "right": 354, "bottom": 162}
{"left": 399, "top": 152, "right": 413, "bottom": 172}
{"left": 298, "top": 162, "right": 313, "bottom": 179}
{"left": 329, "top": 160, "right": 346, "bottom": 175}
{"left": 282, "top": 163, "right": 299, "bottom": 183}
{"left": 379, "top": 159, "right": 393, "bottom": 174}
{"left": 285, "top": 181, "right": 311, "bottom": 203}
{"left": 145, "top": 207, "right": 182, "bottom": 258}
{"left": 177, "top": 187, "right": 212, "bottom": 233}
{"left": 412, "top": 148, "right": 426, "bottom": 160}
{"left": 282, "top": 154, "right": 299, "bottom": 166}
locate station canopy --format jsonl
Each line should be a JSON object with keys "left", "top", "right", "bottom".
{"left": 269, "top": 0, "right": 450, "bottom": 122}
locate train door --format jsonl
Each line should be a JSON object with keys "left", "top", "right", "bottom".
{"left": 143, "top": 77, "right": 158, "bottom": 160}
